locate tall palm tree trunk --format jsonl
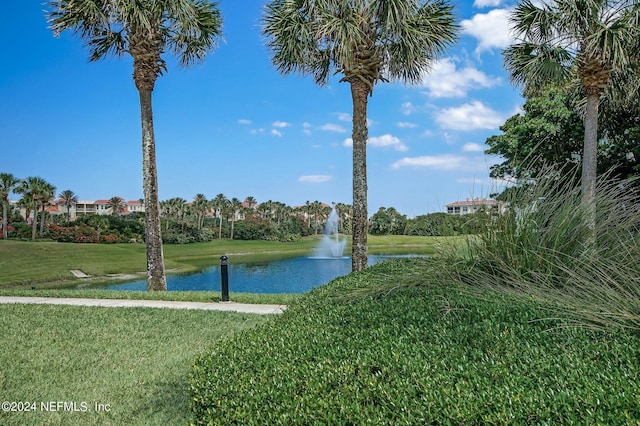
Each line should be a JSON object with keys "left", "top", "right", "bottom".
{"left": 31, "top": 200, "right": 38, "bottom": 241}
{"left": 139, "top": 88, "right": 167, "bottom": 291}
{"left": 39, "top": 205, "right": 46, "bottom": 238}
{"left": 350, "top": 79, "right": 369, "bottom": 272}
{"left": 2, "top": 201, "right": 8, "bottom": 240}
{"left": 581, "top": 91, "right": 599, "bottom": 231}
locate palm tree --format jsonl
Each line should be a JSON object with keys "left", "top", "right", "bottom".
{"left": 107, "top": 196, "right": 126, "bottom": 216}
{"left": 244, "top": 196, "right": 257, "bottom": 210}
{"left": 1, "top": 173, "right": 20, "bottom": 239}
{"left": 212, "top": 193, "right": 228, "bottom": 239}
{"left": 256, "top": 202, "right": 271, "bottom": 221}
{"left": 263, "top": 0, "right": 458, "bottom": 271}
{"left": 58, "top": 189, "right": 78, "bottom": 218}
{"left": 229, "top": 197, "right": 243, "bottom": 240}
{"left": 335, "top": 202, "right": 352, "bottom": 234}
{"left": 504, "top": 0, "right": 640, "bottom": 227}
{"left": 38, "top": 182, "right": 56, "bottom": 238}
{"left": 310, "top": 201, "right": 324, "bottom": 235}
{"left": 48, "top": 0, "right": 223, "bottom": 290}
{"left": 17, "top": 198, "right": 32, "bottom": 223}
{"left": 15, "top": 176, "right": 48, "bottom": 241}
{"left": 193, "top": 193, "right": 208, "bottom": 230}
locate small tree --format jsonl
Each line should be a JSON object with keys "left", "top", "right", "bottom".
{"left": 107, "top": 196, "right": 126, "bottom": 216}
{"left": 58, "top": 189, "right": 79, "bottom": 218}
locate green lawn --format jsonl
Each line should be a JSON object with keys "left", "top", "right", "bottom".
{"left": 0, "top": 235, "right": 445, "bottom": 289}
{"left": 0, "top": 303, "right": 269, "bottom": 426}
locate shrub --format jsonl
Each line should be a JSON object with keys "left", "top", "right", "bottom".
{"left": 456, "top": 164, "right": 640, "bottom": 331}
{"left": 405, "top": 212, "right": 488, "bottom": 236}
{"left": 233, "top": 218, "right": 278, "bottom": 240}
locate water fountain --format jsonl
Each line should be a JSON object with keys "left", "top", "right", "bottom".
{"left": 311, "top": 206, "right": 347, "bottom": 258}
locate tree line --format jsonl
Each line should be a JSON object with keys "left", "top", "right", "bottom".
{"left": 0, "top": 174, "right": 358, "bottom": 243}
{"left": 1, "top": 173, "right": 485, "bottom": 243}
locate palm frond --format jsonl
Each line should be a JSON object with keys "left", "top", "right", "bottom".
{"left": 262, "top": 0, "right": 331, "bottom": 83}
{"left": 504, "top": 42, "right": 573, "bottom": 93}
{"left": 384, "top": 0, "right": 458, "bottom": 83}
{"left": 87, "top": 30, "right": 127, "bottom": 61}
{"left": 262, "top": 0, "right": 457, "bottom": 88}
{"left": 49, "top": 0, "right": 223, "bottom": 65}
{"left": 165, "top": 0, "right": 223, "bottom": 66}
{"left": 48, "top": 0, "right": 110, "bottom": 42}
{"left": 510, "top": 0, "right": 558, "bottom": 44}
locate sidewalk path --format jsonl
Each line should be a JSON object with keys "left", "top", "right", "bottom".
{"left": 0, "top": 296, "right": 286, "bottom": 315}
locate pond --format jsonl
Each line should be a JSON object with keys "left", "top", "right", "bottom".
{"left": 89, "top": 255, "right": 419, "bottom": 294}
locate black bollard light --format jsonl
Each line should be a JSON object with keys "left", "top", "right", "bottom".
{"left": 220, "top": 255, "right": 229, "bottom": 302}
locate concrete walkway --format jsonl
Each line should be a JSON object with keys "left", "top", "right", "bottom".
{"left": 0, "top": 296, "right": 286, "bottom": 315}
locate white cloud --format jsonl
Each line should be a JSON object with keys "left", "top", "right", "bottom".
{"left": 474, "top": 0, "right": 504, "bottom": 7}
{"left": 343, "top": 134, "right": 408, "bottom": 151}
{"left": 461, "top": 9, "right": 513, "bottom": 55}
{"left": 237, "top": 119, "right": 251, "bottom": 125}
{"left": 391, "top": 154, "right": 466, "bottom": 170}
{"left": 456, "top": 177, "right": 485, "bottom": 184}
{"left": 299, "top": 175, "right": 332, "bottom": 183}
{"left": 462, "top": 143, "right": 485, "bottom": 152}
{"left": 434, "top": 101, "right": 505, "bottom": 131}
{"left": 271, "top": 129, "right": 282, "bottom": 137}
{"left": 391, "top": 154, "right": 495, "bottom": 172}
{"left": 272, "top": 121, "right": 291, "bottom": 128}
{"left": 401, "top": 102, "right": 416, "bottom": 115}
{"left": 303, "top": 122, "right": 312, "bottom": 135}
{"left": 420, "top": 58, "right": 501, "bottom": 98}
{"left": 369, "top": 134, "right": 408, "bottom": 151}
{"left": 319, "top": 123, "right": 347, "bottom": 133}
{"left": 396, "top": 121, "right": 417, "bottom": 128}
{"left": 250, "top": 128, "right": 265, "bottom": 135}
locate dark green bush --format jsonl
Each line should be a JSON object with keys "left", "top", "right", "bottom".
{"left": 405, "top": 212, "right": 487, "bottom": 236}
{"left": 232, "top": 218, "right": 278, "bottom": 240}
{"left": 190, "top": 259, "right": 640, "bottom": 425}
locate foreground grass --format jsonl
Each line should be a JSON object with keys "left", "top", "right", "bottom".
{"left": 0, "top": 304, "right": 269, "bottom": 426}
{"left": 0, "top": 235, "right": 444, "bottom": 289}
{"left": 191, "top": 258, "right": 640, "bottom": 424}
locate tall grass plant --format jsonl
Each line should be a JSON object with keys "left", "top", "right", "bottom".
{"left": 457, "top": 165, "right": 640, "bottom": 331}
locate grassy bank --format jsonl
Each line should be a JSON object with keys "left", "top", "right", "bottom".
{"left": 0, "top": 235, "right": 444, "bottom": 290}
{"left": 0, "top": 304, "right": 269, "bottom": 426}
{"left": 191, "top": 258, "right": 640, "bottom": 424}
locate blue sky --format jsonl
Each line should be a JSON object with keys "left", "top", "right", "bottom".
{"left": 1, "top": 0, "right": 522, "bottom": 216}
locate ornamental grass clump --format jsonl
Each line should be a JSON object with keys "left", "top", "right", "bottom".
{"left": 458, "top": 165, "right": 640, "bottom": 331}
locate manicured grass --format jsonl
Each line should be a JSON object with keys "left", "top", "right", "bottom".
{"left": 191, "top": 258, "right": 640, "bottom": 424}
{"left": 0, "top": 303, "right": 269, "bottom": 426}
{"left": 0, "top": 235, "right": 443, "bottom": 289}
